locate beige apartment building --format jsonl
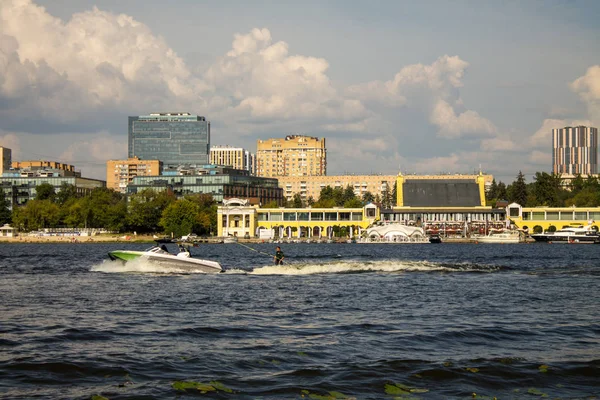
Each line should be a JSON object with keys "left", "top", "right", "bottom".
{"left": 256, "top": 135, "right": 326, "bottom": 177}
{"left": 106, "top": 157, "right": 162, "bottom": 193}
{"left": 278, "top": 173, "right": 494, "bottom": 203}
{"left": 210, "top": 146, "right": 255, "bottom": 175}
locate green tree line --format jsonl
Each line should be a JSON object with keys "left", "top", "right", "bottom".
{"left": 2, "top": 183, "right": 218, "bottom": 237}
{"left": 486, "top": 171, "right": 600, "bottom": 207}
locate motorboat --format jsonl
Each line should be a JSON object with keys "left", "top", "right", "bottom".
{"left": 531, "top": 225, "right": 600, "bottom": 244}
{"left": 108, "top": 245, "right": 222, "bottom": 273}
{"left": 429, "top": 234, "right": 442, "bottom": 244}
{"left": 476, "top": 229, "right": 521, "bottom": 244}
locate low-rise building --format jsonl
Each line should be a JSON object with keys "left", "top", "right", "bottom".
{"left": 507, "top": 202, "right": 600, "bottom": 233}
{"left": 106, "top": 157, "right": 162, "bottom": 193}
{"left": 0, "top": 175, "right": 106, "bottom": 209}
{"left": 218, "top": 199, "right": 379, "bottom": 239}
{"left": 127, "top": 165, "right": 283, "bottom": 205}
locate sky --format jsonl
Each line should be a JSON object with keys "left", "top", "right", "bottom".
{"left": 1, "top": 0, "right": 599, "bottom": 183}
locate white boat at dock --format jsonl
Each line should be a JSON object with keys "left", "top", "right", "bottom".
{"left": 475, "top": 229, "right": 521, "bottom": 244}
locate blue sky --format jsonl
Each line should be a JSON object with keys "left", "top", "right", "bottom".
{"left": 1, "top": 0, "right": 599, "bottom": 182}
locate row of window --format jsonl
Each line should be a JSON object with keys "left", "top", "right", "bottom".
{"left": 257, "top": 212, "right": 364, "bottom": 222}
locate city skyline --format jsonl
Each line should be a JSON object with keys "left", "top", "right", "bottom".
{"left": 1, "top": 0, "right": 599, "bottom": 183}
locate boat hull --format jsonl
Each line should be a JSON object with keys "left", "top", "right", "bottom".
{"left": 531, "top": 234, "right": 600, "bottom": 244}
{"left": 108, "top": 250, "right": 144, "bottom": 262}
{"left": 142, "top": 254, "right": 222, "bottom": 273}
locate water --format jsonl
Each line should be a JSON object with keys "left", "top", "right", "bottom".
{"left": 1, "top": 242, "right": 599, "bottom": 399}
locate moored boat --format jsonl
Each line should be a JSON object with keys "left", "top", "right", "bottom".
{"left": 531, "top": 225, "right": 600, "bottom": 244}
{"left": 476, "top": 229, "right": 521, "bottom": 244}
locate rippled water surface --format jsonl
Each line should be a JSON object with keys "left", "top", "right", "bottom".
{"left": 1, "top": 242, "right": 599, "bottom": 399}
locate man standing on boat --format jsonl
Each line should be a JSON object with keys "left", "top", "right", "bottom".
{"left": 274, "top": 246, "right": 285, "bottom": 265}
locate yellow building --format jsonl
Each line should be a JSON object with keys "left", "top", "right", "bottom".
{"left": 0, "top": 147, "right": 11, "bottom": 174}
{"left": 507, "top": 203, "right": 600, "bottom": 233}
{"left": 218, "top": 198, "right": 379, "bottom": 239}
{"left": 278, "top": 174, "right": 395, "bottom": 202}
{"left": 210, "top": 146, "right": 255, "bottom": 175}
{"left": 106, "top": 157, "right": 162, "bottom": 193}
{"left": 256, "top": 135, "right": 326, "bottom": 177}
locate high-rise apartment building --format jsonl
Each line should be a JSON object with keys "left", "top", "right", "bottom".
{"left": 106, "top": 157, "right": 162, "bottom": 193}
{"left": 128, "top": 112, "right": 210, "bottom": 167}
{"left": 552, "top": 126, "right": 598, "bottom": 175}
{"left": 256, "top": 135, "right": 326, "bottom": 178}
{"left": 0, "top": 147, "right": 11, "bottom": 175}
{"left": 210, "top": 146, "right": 255, "bottom": 175}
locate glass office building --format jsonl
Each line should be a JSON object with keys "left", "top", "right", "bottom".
{"left": 128, "top": 113, "right": 210, "bottom": 167}
{"left": 127, "top": 173, "right": 283, "bottom": 205}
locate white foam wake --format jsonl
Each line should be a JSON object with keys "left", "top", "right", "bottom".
{"left": 90, "top": 258, "right": 213, "bottom": 274}
{"left": 249, "top": 260, "right": 456, "bottom": 275}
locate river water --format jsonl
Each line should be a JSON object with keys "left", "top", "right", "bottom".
{"left": 1, "top": 242, "right": 598, "bottom": 399}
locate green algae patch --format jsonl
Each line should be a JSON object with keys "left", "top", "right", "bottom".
{"left": 300, "top": 389, "right": 355, "bottom": 399}
{"left": 465, "top": 367, "right": 480, "bottom": 373}
{"left": 171, "top": 381, "right": 216, "bottom": 393}
{"left": 538, "top": 364, "right": 549, "bottom": 373}
{"left": 384, "top": 382, "right": 429, "bottom": 396}
{"left": 209, "top": 381, "right": 233, "bottom": 393}
{"left": 297, "top": 351, "right": 309, "bottom": 357}
{"left": 91, "top": 396, "right": 109, "bottom": 400}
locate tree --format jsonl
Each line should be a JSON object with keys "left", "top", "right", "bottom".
{"left": 84, "top": 188, "right": 127, "bottom": 231}
{"left": 510, "top": 171, "right": 528, "bottom": 205}
{"left": 487, "top": 178, "right": 498, "bottom": 201}
{"left": 56, "top": 183, "right": 78, "bottom": 205}
{"left": 35, "top": 183, "right": 56, "bottom": 202}
{"left": 12, "top": 199, "right": 60, "bottom": 231}
{"left": 0, "top": 190, "right": 11, "bottom": 225}
{"left": 344, "top": 198, "right": 363, "bottom": 208}
{"left": 496, "top": 182, "right": 508, "bottom": 200}
{"left": 342, "top": 185, "right": 356, "bottom": 205}
{"left": 531, "top": 172, "right": 563, "bottom": 207}
{"left": 362, "top": 191, "right": 375, "bottom": 203}
{"left": 127, "top": 189, "right": 176, "bottom": 233}
{"left": 186, "top": 194, "right": 217, "bottom": 235}
{"left": 159, "top": 198, "right": 200, "bottom": 238}
{"left": 292, "top": 193, "right": 303, "bottom": 208}
{"left": 306, "top": 196, "right": 315, "bottom": 207}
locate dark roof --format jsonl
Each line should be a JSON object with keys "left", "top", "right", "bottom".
{"left": 402, "top": 179, "right": 481, "bottom": 207}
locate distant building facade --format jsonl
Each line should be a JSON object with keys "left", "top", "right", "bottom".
{"left": 128, "top": 112, "right": 210, "bottom": 167}
{"left": 106, "top": 157, "right": 162, "bottom": 193}
{"left": 278, "top": 174, "right": 396, "bottom": 203}
{"left": 256, "top": 135, "right": 326, "bottom": 177}
{"left": 552, "top": 126, "right": 598, "bottom": 175}
{"left": 278, "top": 173, "right": 494, "bottom": 204}
{"left": 0, "top": 147, "right": 11, "bottom": 175}
{"left": 210, "top": 146, "right": 255, "bottom": 175}
{"left": 0, "top": 175, "right": 105, "bottom": 209}
{"left": 11, "top": 160, "right": 80, "bottom": 177}
{"left": 126, "top": 165, "right": 283, "bottom": 205}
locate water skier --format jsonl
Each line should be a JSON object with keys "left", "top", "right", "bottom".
{"left": 274, "top": 246, "right": 285, "bottom": 265}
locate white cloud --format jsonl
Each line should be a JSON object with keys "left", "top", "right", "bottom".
{"left": 348, "top": 55, "right": 496, "bottom": 138}
{"left": 0, "top": 0, "right": 208, "bottom": 122}
{"left": 430, "top": 99, "right": 495, "bottom": 138}
{"left": 571, "top": 65, "right": 600, "bottom": 125}
{"left": 480, "top": 137, "right": 518, "bottom": 152}
{"left": 529, "top": 118, "right": 592, "bottom": 148}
